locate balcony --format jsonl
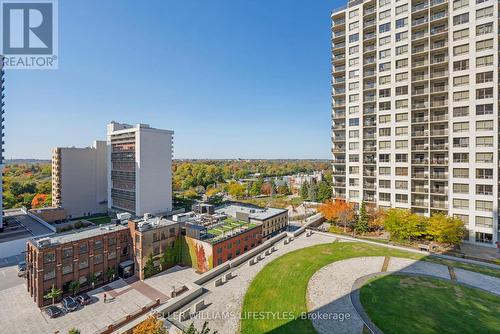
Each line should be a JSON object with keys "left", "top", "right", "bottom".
{"left": 333, "top": 170, "right": 346, "bottom": 176}
{"left": 333, "top": 31, "right": 346, "bottom": 38}
{"left": 412, "top": 17, "right": 428, "bottom": 27}
{"left": 412, "top": 158, "right": 429, "bottom": 164}
{"left": 333, "top": 65, "right": 346, "bottom": 72}
{"left": 332, "top": 18, "right": 346, "bottom": 26}
{"left": 333, "top": 77, "right": 346, "bottom": 84}
{"left": 430, "top": 11, "right": 447, "bottom": 22}
{"left": 412, "top": 102, "right": 429, "bottom": 109}
{"left": 412, "top": 74, "right": 429, "bottom": 82}
{"left": 430, "top": 70, "right": 448, "bottom": 79}
{"left": 333, "top": 182, "right": 346, "bottom": 187}
{"left": 363, "top": 57, "right": 376, "bottom": 65}
{"left": 430, "top": 0, "right": 447, "bottom": 6}
{"left": 412, "top": 88, "right": 429, "bottom": 96}
{"left": 332, "top": 54, "right": 346, "bottom": 62}
{"left": 412, "top": 46, "right": 429, "bottom": 54}
{"left": 332, "top": 147, "right": 346, "bottom": 153}
{"left": 333, "top": 88, "right": 346, "bottom": 95}
{"left": 430, "top": 85, "right": 447, "bottom": 93}
{"left": 412, "top": 200, "right": 430, "bottom": 207}
{"left": 364, "top": 7, "right": 376, "bottom": 15}
{"left": 430, "top": 129, "right": 448, "bottom": 136}
{"left": 412, "top": 130, "right": 429, "bottom": 137}
{"left": 364, "top": 44, "right": 376, "bottom": 52}
{"left": 430, "top": 187, "right": 447, "bottom": 194}
{"left": 363, "top": 159, "right": 376, "bottom": 164}
{"left": 363, "top": 120, "right": 376, "bottom": 127}
{"left": 430, "top": 26, "right": 447, "bottom": 35}
{"left": 364, "top": 95, "right": 376, "bottom": 103}
{"left": 332, "top": 124, "right": 345, "bottom": 130}
{"left": 431, "top": 41, "right": 447, "bottom": 50}
{"left": 364, "top": 19, "right": 376, "bottom": 28}
{"left": 412, "top": 186, "right": 428, "bottom": 193}
{"left": 363, "top": 170, "right": 376, "bottom": 177}
{"left": 412, "top": 3, "right": 428, "bottom": 13}
{"left": 430, "top": 114, "right": 447, "bottom": 122}
{"left": 431, "top": 201, "right": 447, "bottom": 208}
{"left": 412, "top": 144, "right": 429, "bottom": 151}
{"left": 364, "top": 108, "right": 376, "bottom": 115}
{"left": 430, "top": 158, "right": 447, "bottom": 165}
{"left": 333, "top": 158, "right": 346, "bottom": 164}
{"left": 333, "top": 111, "right": 346, "bottom": 118}
{"left": 430, "top": 172, "right": 447, "bottom": 179}
{"left": 431, "top": 56, "right": 448, "bottom": 65}
{"left": 363, "top": 82, "right": 376, "bottom": 90}
{"left": 363, "top": 183, "right": 376, "bottom": 190}
{"left": 333, "top": 42, "right": 346, "bottom": 50}
{"left": 430, "top": 100, "right": 447, "bottom": 108}
{"left": 364, "top": 70, "right": 376, "bottom": 78}
{"left": 431, "top": 144, "right": 448, "bottom": 150}
{"left": 412, "top": 59, "right": 429, "bottom": 68}
{"left": 412, "top": 31, "right": 428, "bottom": 41}
{"left": 363, "top": 33, "right": 376, "bottom": 41}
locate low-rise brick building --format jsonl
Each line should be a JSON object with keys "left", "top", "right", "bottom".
{"left": 26, "top": 224, "right": 131, "bottom": 307}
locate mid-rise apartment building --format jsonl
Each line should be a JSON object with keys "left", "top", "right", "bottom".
{"left": 52, "top": 141, "right": 108, "bottom": 218}
{"left": 107, "top": 122, "right": 174, "bottom": 217}
{"left": 331, "top": 0, "right": 498, "bottom": 246}
{"left": 0, "top": 58, "right": 5, "bottom": 232}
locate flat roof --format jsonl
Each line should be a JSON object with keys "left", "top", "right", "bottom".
{"left": 133, "top": 216, "right": 178, "bottom": 232}
{"left": 1, "top": 210, "right": 54, "bottom": 243}
{"left": 215, "top": 203, "right": 287, "bottom": 221}
{"left": 32, "top": 224, "right": 128, "bottom": 248}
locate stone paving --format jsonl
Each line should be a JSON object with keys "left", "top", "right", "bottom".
{"left": 170, "top": 232, "right": 343, "bottom": 334}
{"left": 306, "top": 256, "right": 500, "bottom": 334}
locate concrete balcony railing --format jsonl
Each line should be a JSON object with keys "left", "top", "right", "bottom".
{"left": 412, "top": 200, "right": 430, "bottom": 207}
{"left": 412, "top": 187, "right": 429, "bottom": 193}
{"left": 430, "top": 187, "right": 447, "bottom": 194}
{"left": 430, "top": 172, "right": 448, "bottom": 179}
{"left": 431, "top": 201, "right": 448, "bottom": 208}
{"left": 430, "top": 114, "right": 448, "bottom": 121}
{"left": 430, "top": 129, "right": 448, "bottom": 136}
{"left": 412, "top": 159, "right": 429, "bottom": 164}
{"left": 412, "top": 3, "right": 429, "bottom": 13}
{"left": 412, "top": 144, "right": 429, "bottom": 150}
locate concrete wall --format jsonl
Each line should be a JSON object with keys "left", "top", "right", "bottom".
{"left": 136, "top": 128, "right": 173, "bottom": 216}
{"left": 55, "top": 141, "right": 108, "bottom": 218}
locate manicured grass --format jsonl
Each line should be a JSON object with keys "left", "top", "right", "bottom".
{"left": 240, "top": 242, "right": 423, "bottom": 334}
{"left": 360, "top": 275, "right": 500, "bottom": 334}
{"left": 423, "top": 257, "right": 500, "bottom": 279}
{"left": 240, "top": 242, "right": 500, "bottom": 334}
{"left": 86, "top": 216, "right": 111, "bottom": 225}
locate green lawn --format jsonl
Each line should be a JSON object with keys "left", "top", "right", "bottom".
{"left": 86, "top": 216, "right": 111, "bottom": 225}
{"left": 360, "top": 275, "right": 500, "bottom": 334}
{"left": 240, "top": 242, "right": 500, "bottom": 334}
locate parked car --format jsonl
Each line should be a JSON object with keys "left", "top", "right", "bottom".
{"left": 76, "top": 293, "right": 92, "bottom": 305}
{"left": 44, "top": 305, "right": 63, "bottom": 318}
{"left": 62, "top": 296, "right": 79, "bottom": 312}
{"left": 17, "top": 261, "right": 26, "bottom": 277}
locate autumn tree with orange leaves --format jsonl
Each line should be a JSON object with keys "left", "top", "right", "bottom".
{"left": 318, "top": 199, "right": 356, "bottom": 232}
{"left": 133, "top": 314, "right": 165, "bottom": 334}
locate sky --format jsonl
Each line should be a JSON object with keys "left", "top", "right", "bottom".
{"left": 5, "top": 0, "right": 342, "bottom": 160}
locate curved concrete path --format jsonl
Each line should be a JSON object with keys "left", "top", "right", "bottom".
{"left": 306, "top": 256, "right": 500, "bottom": 334}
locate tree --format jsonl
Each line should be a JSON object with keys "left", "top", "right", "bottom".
{"left": 44, "top": 285, "right": 62, "bottom": 305}
{"left": 277, "top": 184, "right": 291, "bottom": 195}
{"left": 249, "top": 178, "right": 264, "bottom": 197}
{"left": 300, "top": 181, "right": 309, "bottom": 199}
{"left": 261, "top": 182, "right": 274, "bottom": 196}
{"left": 88, "top": 273, "right": 98, "bottom": 289}
{"left": 143, "top": 254, "right": 157, "bottom": 278}
{"left": 105, "top": 267, "right": 117, "bottom": 282}
{"left": 318, "top": 199, "right": 355, "bottom": 232}
{"left": 227, "top": 182, "right": 246, "bottom": 199}
{"left": 133, "top": 314, "right": 166, "bottom": 334}
{"left": 426, "top": 214, "right": 465, "bottom": 245}
{"left": 186, "top": 321, "right": 218, "bottom": 334}
{"left": 307, "top": 182, "right": 318, "bottom": 202}
{"left": 355, "top": 201, "right": 369, "bottom": 234}
{"left": 68, "top": 280, "right": 80, "bottom": 296}
{"left": 316, "top": 181, "right": 333, "bottom": 203}
{"left": 367, "top": 206, "right": 386, "bottom": 231}
{"left": 68, "top": 329, "right": 81, "bottom": 334}
{"left": 383, "top": 209, "right": 428, "bottom": 242}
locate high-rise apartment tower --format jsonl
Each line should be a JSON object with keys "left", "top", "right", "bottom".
{"left": 107, "top": 122, "right": 174, "bottom": 217}
{"left": 331, "top": 0, "right": 498, "bottom": 246}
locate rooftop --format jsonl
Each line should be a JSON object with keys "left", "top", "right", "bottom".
{"left": 31, "top": 224, "right": 128, "bottom": 248}
{"left": 133, "top": 216, "right": 179, "bottom": 232}
{"left": 215, "top": 203, "right": 287, "bottom": 221}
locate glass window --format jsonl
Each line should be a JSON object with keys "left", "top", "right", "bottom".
{"left": 476, "top": 22, "right": 493, "bottom": 36}
{"left": 476, "top": 6, "right": 493, "bottom": 20}
{"left": 476, "top": 71, "right": 493, "bottom": 84}
{"left": 453, "top": 13, "right": 469, "bottom": 25}
{"left": 453, "top": 29, "right": 469, "bottom": 41}
{"left": 476, "top": 104, "right": 493, "bottom": 115}
{"left": 476, "top": 120, "right": 493, "bottom": 131}
{"left": 476, "top": 136, "right": 493, "bottom": 147}
{"left": 379, "top": 23, "right": 391, "bottom": 33}
{"left": 476, "top": 200, "right": 493, "bottom": 211}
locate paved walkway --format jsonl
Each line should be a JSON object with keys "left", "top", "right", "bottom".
{"left": 169, "top": 232, "right": 347, "bottom": 334}
{"left": 306, "top": 256, "right": 500, "bottom": 334}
